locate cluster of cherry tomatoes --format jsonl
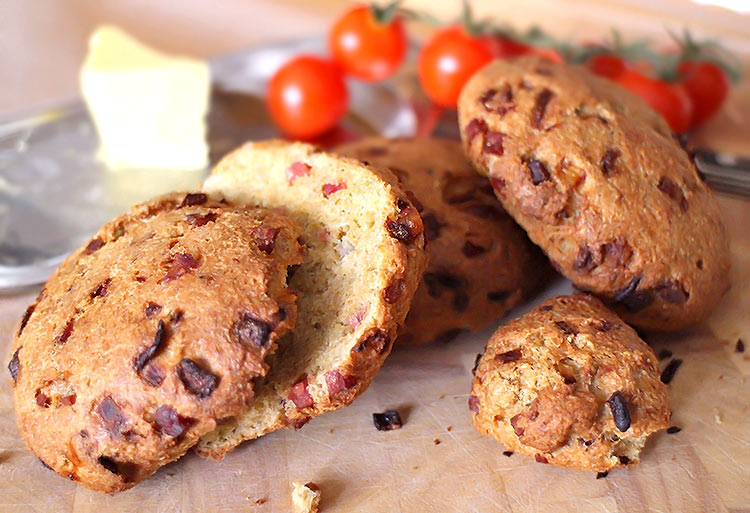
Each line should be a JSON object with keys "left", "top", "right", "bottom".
{"left": 588, "top": 54, "right": 729, "bottom": 133}
{"left": 266, "top": 2, "right": 736, "bottom": 139}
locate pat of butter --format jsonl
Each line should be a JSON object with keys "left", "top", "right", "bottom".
{"left": 81, "top": 26, "right": 210, "bottom": 171}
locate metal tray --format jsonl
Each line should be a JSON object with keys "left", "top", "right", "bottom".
{"left": 0, "top": 38, "right": 417, "bottom": 291}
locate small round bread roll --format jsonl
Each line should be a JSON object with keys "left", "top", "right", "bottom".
{"left": 9, "top": 192, "right": 304, "bottom": 492}
{"left": 335, "top": 136, "right": 550, "bottom": 345}
{"left": 470, "top": 294, "right": 670, "bottom": 472}
{"left": 458, "top": 56, "right": 730, "bottom": 331}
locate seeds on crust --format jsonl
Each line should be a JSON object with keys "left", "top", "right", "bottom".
{"left": 84, "top": 237, "right": 105, "bottom": 255}
{"left": 185, "top": 212, "right": 218, "bottom": 226}
{"left": 655, "top": 280, "right": 688, "bottom": 304}
{"left": 8, "top": 347, "right": 21, "bottom": 383}
{"left": 162, "top": 253, "right": 199, "bottom": 282}
{"left": 154, "top": 405, "right": 194, "bottom": 438}
{"left": 531, "top": 88, "right": 554, "bottom": 129}
{"left": 526, "top": 159, "right": 550, "bottom": 185}
{"left": 178, "top": 193, "right": 208, "bottom": 208}
{"left": 55, "top": 319, "right": 75, "bottom": 345}
{"left": 18, "top": 304, "right": 36, "bottom": 336}
{"left": 607, "top": 391, "right": 631, "bottom": 432}
{"left": 142, "top": 363, "right": 166, "bottom": 387}
{"left": 384, "top": 278, "right": 406, "bottom": 304}
{"left": 574, "top": 246, "right": 597, "bottom": 273}
{"left": 483, "top": 131, "right": 505, "bottom": 156}
{"left": 97, "top": 396, "right": 130, "bottom": 437}
{"left": 613, "top": 276, "right": 653, "bottom": 313}
{"left": 496, "top": 349, "right": 522, "bottom": 363}
{"left": 465, "top": 118, "right": 488, "bottom": 144}
{"left": 462, "top": 241, "right": 487, "bottom": 258}
{"left": 144, "top": 302, "right": 162, "bottom": 317}
{"left": 468, "top": 395, "right": 480, "bottom": 413}
{"left": 385, "top": 199, "right": 423, "bottom": 243}
{"left": 600, "top": 149, "right": 620, "bottom": 176}
{"left": 91, "top": 278, "right": 111, "bottom": 299}
{"left": 352, "top": 328, "right": 390, "bottom": 354}
{"left": 176, "top": 358, "right": 219, "bottom": 398}
{"left": 135, "top": 320, "right": 168, "bottom": 373}
{"left": 231, "top": 312, "right": 272, "bottom": 349}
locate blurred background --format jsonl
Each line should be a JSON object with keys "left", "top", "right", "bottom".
{"left": 2, "top": 1, "right": 749, "bottom": 108}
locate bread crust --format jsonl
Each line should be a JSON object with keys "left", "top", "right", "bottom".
{"left": 458, "top": 56, "right": 730, "bottom": 330}
{"left": 470, "top": 294, "right": 670, "bottom": 471}
{"left": 336, "top": 136, "right": 550, "bottom": 345}
{"left": 9, "top": 192, "right": 303, "bottom": 492}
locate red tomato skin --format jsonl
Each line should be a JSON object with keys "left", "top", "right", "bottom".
{"left": 678, "top": 60, "right": 729, "bottom": 126}
{"left": 588, "top": 54, "right": 627, "bottom": 79}
{"left": 418, "top": 26, "right": 494, "bottom": 108}
{"left": 616, "top": 70, "right": 694, "bottom": 133}
{"left": 482, "top": 36, "right": 564, "bottom": 63}
{"left": 529, "top": 47, "right": 564, "bottom": 63}
{"left": 329, "top": 5, "right": 407, "bottom": 82}
{"left": 266, "top": 55, "right": 349, "bottom": 140}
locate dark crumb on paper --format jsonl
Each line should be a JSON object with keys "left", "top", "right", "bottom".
{"left": 657, "top": 348, "right": 673, "bottom": 360}
{"left": 736, "top": 339, "right": 745, "bottom": 353}
{"left": 434, "top": 438, "right": 441, "bottom": 445}
{"left": 660, "top": 358, "right": 683, "bottom": 384}
{"left": 446, "top": 426, "right": 452, "bottom": 432}
{"left": 503, "top": 451, "right": 513, "bottom": 457}
{"left": 412, "top": 465, "right": 419, "bottom": 470}
{"left": 596, "top": 471, "right": 608, "bottom": 479}
{"left": 666, "top": 426, "right": 682, "bottom": 434}
{"left": 252, "top": 498, "right": 267, "bottom": 506}
{"left": 372, "top": 409, "right": 402, "bottom": 431}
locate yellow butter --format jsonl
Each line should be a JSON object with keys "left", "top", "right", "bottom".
{"left": 81, "top": 26, "right": 210, "bottom": 171}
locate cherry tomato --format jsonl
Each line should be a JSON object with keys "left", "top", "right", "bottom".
{"left": 481, "top": 36, "right": 531, "bottom": 58}
{"left": 418, "top": 26, "right": 494, "bottom": 107}
{"left": 615, "top": 69, "right": 694, "bottom": 133}
{"left": 533, "top": 47, "right": 564, "bottom": 63}
{"left": 329, "top": 5, "right": 407, "bottom": 82}
{"left": 266, "top": 55, "right": 348, "bottom": 140}
{"left": 588, "top": 54, "right": 627, "bottom": 79}
{"left": 677, "top": 60, "right": 729, "bottom": 126}
{"left": 482, "top": 36, "right": 564, "bottom": 63}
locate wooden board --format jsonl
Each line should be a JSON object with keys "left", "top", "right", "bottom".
{"left": 0, "top": 193, "right": 748, "bottom": 512}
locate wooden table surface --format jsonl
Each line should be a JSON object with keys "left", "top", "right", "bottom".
{"left": 1, "top": 1, "right": 749, "bottom": 512}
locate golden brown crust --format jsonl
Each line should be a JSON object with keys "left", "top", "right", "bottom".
{"left": 197, "top": 140, "right": 428, "bottom": 458}
{"left": 335, "top": 137, "right": 551, "bottom": 345}
{"left": 10, "top": 192, "right": 304, "bottom": 492}
{"left": 458, "top": 56, "right": 730, "bottom": 331}
{"left": 470, "top": 294, "right": 670, "bottom": 472}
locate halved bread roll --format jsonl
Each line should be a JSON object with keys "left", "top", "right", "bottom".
{"left": 198, "top": 140, "right": 428, "bottom": 458}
